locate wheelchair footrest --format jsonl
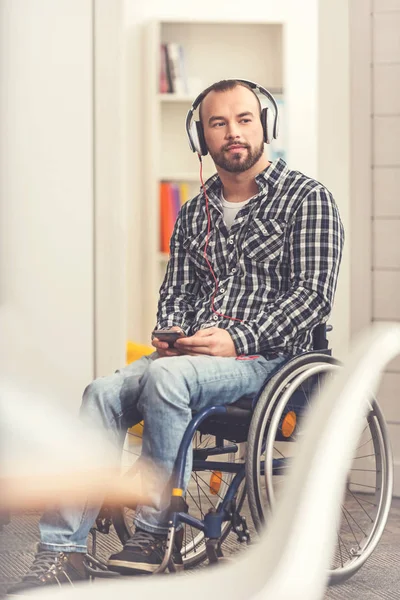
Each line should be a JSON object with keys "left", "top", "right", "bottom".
{"left": 94, "top": 506, "right": 113, "bottom": 534}
{"left": 84, "top": 554, "right": 122, "bottom": 579}
{"left": 232, "top": 513, "right": 251, "bottom": 544}
{"left": 206, "top": 538, "right": 224, "bottom": 564}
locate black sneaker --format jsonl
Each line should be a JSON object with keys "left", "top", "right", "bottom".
{"left": 107, "top": 528, "right": 183, "bottom": 575}
{"left": 7, "top": 549, "right": 89, "bottom": 595}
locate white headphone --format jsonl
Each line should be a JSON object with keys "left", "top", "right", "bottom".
{"left": 185, "top": 78, "right": 279, "bottom": 156}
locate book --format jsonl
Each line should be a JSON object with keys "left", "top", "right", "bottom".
{"left": 178, "top": 44, "right": 189, "bottom": 95}
{"left": 159, "top": 44, "right": 170, "bottom": 93}
{"left": 166, "top": 42, "right": 188, "bottom": 95}
{"left": 171, "top": 184, "right": 181, "bottom": 222}
{"left": 159, "top": 183, "right": 174, "bottom": 253}
{"left": 179, "top": 182, "right": 190, "bottom": 205}
{"left": 159, "top": 182, "right": 191, "bottom": 253}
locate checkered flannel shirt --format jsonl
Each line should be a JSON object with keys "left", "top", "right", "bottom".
{"left": 156, "top": 159, "right": 344, "bottom": 359}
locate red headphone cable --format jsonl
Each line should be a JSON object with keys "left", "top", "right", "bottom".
{"left": 198, "top": 154, "right": 243, "bottom": 323}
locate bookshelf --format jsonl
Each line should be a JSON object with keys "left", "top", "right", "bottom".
{"left": 142, "top": 20, "right": 284, "bottom": 340}
{"left": 158, "top": 94, "right": 193, "bottom": 103}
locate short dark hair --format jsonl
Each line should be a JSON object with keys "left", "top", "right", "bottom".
{"left": 198, "top": 80, "right": 262, "bottom": 124}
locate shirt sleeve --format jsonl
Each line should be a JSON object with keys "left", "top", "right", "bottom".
{"left": 228, "top": 187, "right": 344, "bottom": 356}
{"left": 155, "top": 212, "right": 199, "bottom": 334}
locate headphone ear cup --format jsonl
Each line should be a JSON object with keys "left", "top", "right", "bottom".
{"left": 189, "top": 120, "right": 208, "bottom": 155}
{"left": 267, "top": 107, "right": 276, "bottom": 143}
{"left": 273, "top": 112, "right": 279, "bottom": 140}
{"left": 261, "top": 106, "right": 278, "bottom": 145}
{"left": 195, "top": 121, "right": 208, "bottom": 156}
{"left": 261, "top": 107, "right": 269, "bottom": 144}
{"left": 261, "top": 107, "right": 278, "bottom": 144}
{"left": 189, "top": 120, "right": 200, "bottom": 154}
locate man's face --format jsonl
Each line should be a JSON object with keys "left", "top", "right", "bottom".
{"left": 201, "top": 86, "right": 265, "bottom": 173}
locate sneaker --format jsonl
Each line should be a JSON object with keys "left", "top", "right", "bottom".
{"left": 7, "top": 549, "right": 88, "bottom": 595}
{"left": 107, "top": 528, "right": 183, "bottom": 575}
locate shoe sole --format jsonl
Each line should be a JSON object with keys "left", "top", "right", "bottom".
{"left": 107, "top": 559, "right": 157, "bottom": 575}
{"left": 107, "top": 559, "right": 184, "bottom": 576}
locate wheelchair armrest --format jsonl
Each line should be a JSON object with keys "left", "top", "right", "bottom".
{"left": 312, "top": 323, "right": 332, "bottom": 351}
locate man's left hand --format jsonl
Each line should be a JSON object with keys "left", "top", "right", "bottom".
{"left": 174, "top": 327, "right": 237, "bottom": 357}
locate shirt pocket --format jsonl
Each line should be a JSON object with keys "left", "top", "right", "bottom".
{"left": 242, "top": 218, "right": 286, "bottom": 263}
{"left": 182, "top": 230, "right": 215, "bottom": 274}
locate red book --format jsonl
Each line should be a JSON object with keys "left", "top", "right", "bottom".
{"left": 159, "top": 183, "right": 174, "bottom": 253}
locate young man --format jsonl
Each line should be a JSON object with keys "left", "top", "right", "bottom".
{"left": 9, "top": 80, "right": 344, "bottom": 593}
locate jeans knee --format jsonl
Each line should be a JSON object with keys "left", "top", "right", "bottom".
{"left": 145, "top": 358, "right": 182, "bottom": 390}
{"left": 138, "top": 357, "right": 191, "bottom": 414}
{"left": 80, "top": 377, "right": 113, "bottom": 419}
{"left": 82, "top": 378, "right": 101, "bottom": 406}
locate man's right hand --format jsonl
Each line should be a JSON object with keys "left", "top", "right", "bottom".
{"left": 152, "top": 326, "right": 185, "bottom": 358}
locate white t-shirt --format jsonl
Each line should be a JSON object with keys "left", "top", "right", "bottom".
{"left": 221, "top": 193, "right": 253, "bottom": 229}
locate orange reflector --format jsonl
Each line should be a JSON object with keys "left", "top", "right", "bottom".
{"left": 281, "top": 411, "right": 297, "bottom": 438}
{"left": 209, "top": 471, "right": 223, "bottom": 495}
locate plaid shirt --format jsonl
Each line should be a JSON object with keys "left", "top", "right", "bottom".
{"left": 156, "top": 159, "right": 344, "bottom": 359}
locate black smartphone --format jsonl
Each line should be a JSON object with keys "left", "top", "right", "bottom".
{"left": 152, "top": 329, "right": 185, "bottom": 348}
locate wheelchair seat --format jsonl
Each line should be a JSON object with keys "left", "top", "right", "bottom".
{"left": 197, "top": 323, "right": 331, "bottom": 442}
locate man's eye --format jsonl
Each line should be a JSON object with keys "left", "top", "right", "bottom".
{"left": 240, "top": 118, "right": 251, "bottom": 123}
{"left": 212, "top": 122, "right": 224, "bottom": 128}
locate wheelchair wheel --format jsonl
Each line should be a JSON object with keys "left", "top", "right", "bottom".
{"left": 246, "top": 352, "right": 393, "bottom": 585}
{"left": 112, "top": 431, "right": 246, "bottom": 569}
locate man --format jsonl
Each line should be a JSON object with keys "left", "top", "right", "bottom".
{"left": 9, "top": 80, "right": 344, "bottom": 593}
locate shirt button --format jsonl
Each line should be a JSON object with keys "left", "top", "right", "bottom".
{"left": 231, "top": 268, "right": 237, "bottom": 274}
{"left": 219, "top": 287, "right": 225, "bottom": 293}
{"left": 228, "top": 238, "right": 234, "bottom": 245}
{"left": 212, "top": 315, "right": 219, "bottom": 321}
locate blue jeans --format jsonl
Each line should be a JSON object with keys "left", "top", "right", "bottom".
{"left": 39, "top": 352, "right": 286, "bottom": 552}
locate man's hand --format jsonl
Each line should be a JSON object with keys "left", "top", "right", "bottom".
{"left": 175, "top": 327, "right": 237, "bottom": 357}
{"left": 152, "top": 326, "right": 185, "bottom": 358}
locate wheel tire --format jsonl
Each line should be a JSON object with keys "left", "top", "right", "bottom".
{"left": 245, "top": 352, "right": 393, "bottom": 584}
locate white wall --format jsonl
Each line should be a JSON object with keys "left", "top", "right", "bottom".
{"left": 0, "top": 0, "right": 94, "bottom": 410}
{"left": 93, "top": 0, "right": 128, "bottom": 378}
{"left": 317, "top": 0, "right": 350, "bottom": 357}
{"left": 349, "top": 0, "right": 400, "bottom": 496}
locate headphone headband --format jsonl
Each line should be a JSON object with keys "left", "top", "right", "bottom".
{"left": 185, "top": 78, "right": 279, "bottom": 155}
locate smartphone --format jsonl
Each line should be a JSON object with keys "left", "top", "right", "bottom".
{"left": 152, "top": 329, "right": 185, "bottom": 348}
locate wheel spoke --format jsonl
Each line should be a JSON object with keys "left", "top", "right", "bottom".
{"left": 342, "top": 504, "right": 368, "bottom": 537}
{"left": 346, "top": 488, "right": 375, "bottom": 523}
{"left": 247, "top": 356, "right": 391, "bottom": 582}
{"left": 352, "top": 453, "right": 376, "bottom": 460}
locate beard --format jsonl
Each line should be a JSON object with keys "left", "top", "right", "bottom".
{"left": 209, "top": 140, "right": 265, "bottom": 173}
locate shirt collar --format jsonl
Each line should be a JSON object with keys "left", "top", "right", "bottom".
{"left": 201, "top": 158, "right": 288, "bottom": 201}
{"left": 255, "top": 158, "right": 289, "bottom": 189}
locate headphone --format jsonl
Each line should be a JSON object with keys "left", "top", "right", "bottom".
{"left": 185, "top": 78, "right": 279, "bottom": 157}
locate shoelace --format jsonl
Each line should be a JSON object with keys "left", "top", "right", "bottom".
{"left": 22, "top": 551, "right": 63, "bottom": 581}
{"left": 125, "top": 530, "right": 165, "bottom": 551}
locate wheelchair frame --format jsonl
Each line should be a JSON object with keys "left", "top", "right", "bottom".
{"left": 87, "top": 324, "right": 393, "bottom": 585}
{"left": 152, "top": 324, "right": 334, "bottom": 572}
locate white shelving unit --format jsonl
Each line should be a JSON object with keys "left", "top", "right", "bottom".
{"left": 142, "top": 19, "right": 284, "bottom": 340}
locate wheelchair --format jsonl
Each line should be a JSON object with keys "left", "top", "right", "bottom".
{"left": 87, "top": 324, "right": 393, "bottom": 586}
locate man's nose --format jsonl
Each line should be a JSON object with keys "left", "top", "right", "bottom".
{"left": 225, "top": 121, "right": 240, "bottom": 138}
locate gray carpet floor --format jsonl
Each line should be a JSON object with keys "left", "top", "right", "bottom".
{"left": 0, "top": 498, "right": 399, "bottom": 599}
